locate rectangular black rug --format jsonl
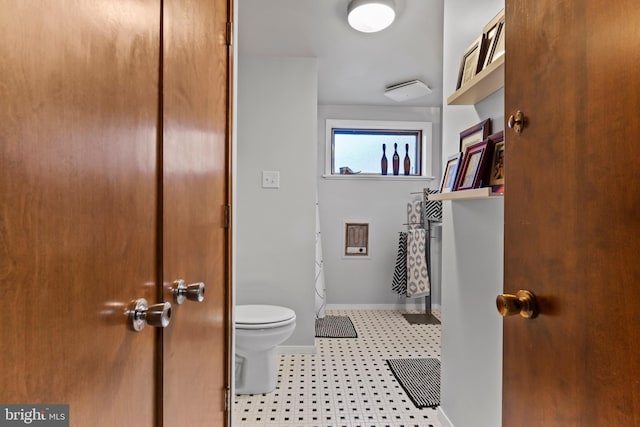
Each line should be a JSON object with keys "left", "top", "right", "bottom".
{"left": 386, "top": 358, "right": 440, "bottom": 408}
{"left": 315, "top": 315, "right": 357, "bottom": 338}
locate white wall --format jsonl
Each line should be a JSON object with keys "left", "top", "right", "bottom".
{"left": 317, "top": 105, "right": 442, "bottom": 308}
{"left": 439, "top": 0, "right": 505, "bottom": 426}
{"left": 236, "top": 56, "right": 317, "bottom": 347}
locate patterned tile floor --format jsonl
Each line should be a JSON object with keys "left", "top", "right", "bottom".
{"left": 233, "top": 309, "right": 442, "bottom": 427}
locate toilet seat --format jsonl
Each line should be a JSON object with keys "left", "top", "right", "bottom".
{"left": 236, "top": 305, "right": 296, "bottom": 330}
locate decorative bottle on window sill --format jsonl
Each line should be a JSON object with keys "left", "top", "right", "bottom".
{"left": 404, "top": 143, "right": 411, "bottom": 175}
{"left": 381, "top": 144, "right": 388, "bottom": 175}
{"left": 392, "top": 143, "right": 400, "bottom": 175}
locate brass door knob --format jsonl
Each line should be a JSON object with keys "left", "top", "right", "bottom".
{"left": 496, "top": 290, "right": 538, "bottom": 319}
{"left": 507, "top": 110, "right": 526, "bottom": 133}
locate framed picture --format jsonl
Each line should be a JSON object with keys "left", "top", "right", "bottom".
{"left": 439, "top": 153, "right": 462, "bottom": 193}
{"left": 483, "top": 10, "right": 505, "bottom": 70}
{"left": 487, "top": 131, "right": 505, "bottom": 193}
{"left": 456, "top": 36, "right": 485, "bottom": 90}
{"left": 459, "top": 118, "right": 491, "bottom": 152}
{"left": 455, "top": 140, "right": 491, "bottom": 191}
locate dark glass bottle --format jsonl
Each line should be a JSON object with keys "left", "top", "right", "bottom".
{"left": 381, "top": 144, "right": 388, "bottom": 175}
{"left": 392, "top": 143, "right": 400, "bottom": 175}
{"left": 403, "top": 143, "right": 411, "bottom": 175}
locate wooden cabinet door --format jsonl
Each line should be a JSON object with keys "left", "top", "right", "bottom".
{"left": 0, "top": 1, "right": 160, "bottom": 426}
{"left": 161, "top": 0, "right": 231, "bottom": 425}
{"left": 503, "top": 0, "right": 640, "bottom": 425}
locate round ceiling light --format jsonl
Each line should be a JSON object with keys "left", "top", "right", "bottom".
{"left": 347, "top": 0, "right": 396, "bottom": 33}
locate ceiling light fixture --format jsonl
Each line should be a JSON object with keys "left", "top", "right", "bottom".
{"left": 347, "top": 0, "right": 396, "bottom": 33}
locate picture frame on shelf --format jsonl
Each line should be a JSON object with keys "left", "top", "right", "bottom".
{"left": 487, "top": 131, "right": 505, "bottom": 193}
{"left": 459, "top": 118, "right": 492, "bottom": 152}
{"left": 492, "top": 24, "right": 505, "bottom": 63}
{"left": 455, "top": 140, "right": 492, "bottom": 191}
{"left": 481, "top": 9, "right": 505, "bottom": 71}
{"left": 455, "top": 35, "right": 485, "bottom": 90}
{"left": 439, "top": 153, "right": 462, "bottom": 193}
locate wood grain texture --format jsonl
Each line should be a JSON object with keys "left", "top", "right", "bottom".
{"left": 0, "top": 1, "right": 160, "bottom": 426}
{"left": 503, "top": 0, "right": 640, "bottom": 425}
{"left": 160, "top": 0, "right": 230, "bottom": 425}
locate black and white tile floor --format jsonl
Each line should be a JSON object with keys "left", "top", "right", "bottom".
{"left": 233, "top": 309, "right": 442, "bottom": 427}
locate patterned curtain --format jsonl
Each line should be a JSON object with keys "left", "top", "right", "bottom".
{"left": 315, "top": 196, "right": 327, "bottom": 319}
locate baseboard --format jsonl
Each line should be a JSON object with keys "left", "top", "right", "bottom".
{"left": 326, "top": 303, "right": 442, "bottom": 312}
{"left": 437, "top": 407, "right": 454, "bottom": 427}
{"left": 277, "top": 345, "right": 317, "bottom": 355}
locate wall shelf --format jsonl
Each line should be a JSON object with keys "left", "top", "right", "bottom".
{"left": 447, "top": 54, "right": 505, "bottom": 105}
{"left": 428, "top": 187, "right": 503, "bottom": 201}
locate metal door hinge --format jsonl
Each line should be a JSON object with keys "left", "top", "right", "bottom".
{"left": 224, "top": 205, "right": 230, "bottom": 229}
{"left": 225, "top": 386, "right": 231, "bottom": 411}
{"left": 226, "top": 22, "right": 233, "bottom": 46}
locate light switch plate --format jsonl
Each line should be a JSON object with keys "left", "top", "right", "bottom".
{"left": 262, "top": 170, "right": 280, "bottom": 188}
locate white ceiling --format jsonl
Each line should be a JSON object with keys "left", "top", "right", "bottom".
{"left": 238, "top": 0, "right": 444, "bottom": 107}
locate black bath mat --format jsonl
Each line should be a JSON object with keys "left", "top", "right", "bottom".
{"left": 315, "top": 315, "right": 357, "bottom": 338}
{"left": 386, "top": 358, "right": 440, "bottom": 408}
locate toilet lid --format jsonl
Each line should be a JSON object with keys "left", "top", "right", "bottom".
{"left": 236, "top": 305, "right": 296, "bottom": 325}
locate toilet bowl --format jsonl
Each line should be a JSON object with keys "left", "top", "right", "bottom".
{"left": 235, "top": 304, "right": 296, "bottom": 395}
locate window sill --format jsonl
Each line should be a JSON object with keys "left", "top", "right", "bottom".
{"left": 322, "top": 174, "right": 435, "bottom": 181}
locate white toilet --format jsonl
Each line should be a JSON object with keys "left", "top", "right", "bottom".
{"left": 235, "top": 304, "right": 296, "bottom": 395}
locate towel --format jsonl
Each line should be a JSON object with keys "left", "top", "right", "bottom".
{"left": 391, "top": 232, "right": 408, "bottom": 295}
{"left": 423, "top": 189, "right": 442, "bottom": 223}
{"left": 406, "top": 229, "right": 430, "bottom": 298}
{"left": 407, "top": 200, "right": 423, "bottom": 230}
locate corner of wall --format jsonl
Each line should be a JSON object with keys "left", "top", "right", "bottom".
{"left": 440, "top": 1, "right": 505, "bottom": 426}
{"left": 236, "top": 56, "right": 318, "bottom": 346}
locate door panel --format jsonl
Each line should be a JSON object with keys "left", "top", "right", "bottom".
{"left": 503, "top": 0, "right": 640, "bottom": 425}
{"left": 161, "top": 0, "right": 230, "bottom": 425}
{"left": 0, "top": 1, "right": 160, "bottom": 426}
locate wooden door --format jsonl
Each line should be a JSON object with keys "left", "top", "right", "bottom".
{"left": 160, "top": 0, "right": 231, "bottom": 425}
{"left": 0, "top": 1, "right": 160, "bottom": 426}
{"left": 503, "top": 0, "right": 640, "bottom": 425}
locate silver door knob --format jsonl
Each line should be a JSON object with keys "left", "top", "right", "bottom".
{"left": 171, "top": 279, "right": 205, "bottom": 304}
{"left": 127, "top": 298, "right": 172, "bottom": 332}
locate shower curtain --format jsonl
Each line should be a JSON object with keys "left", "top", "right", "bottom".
{"left": 315, "top": 197, "right": 327, "bottom": 319}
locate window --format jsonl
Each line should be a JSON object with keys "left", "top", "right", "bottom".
{"left": 325, "top": 119, "right": 432, "bottom": 178}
